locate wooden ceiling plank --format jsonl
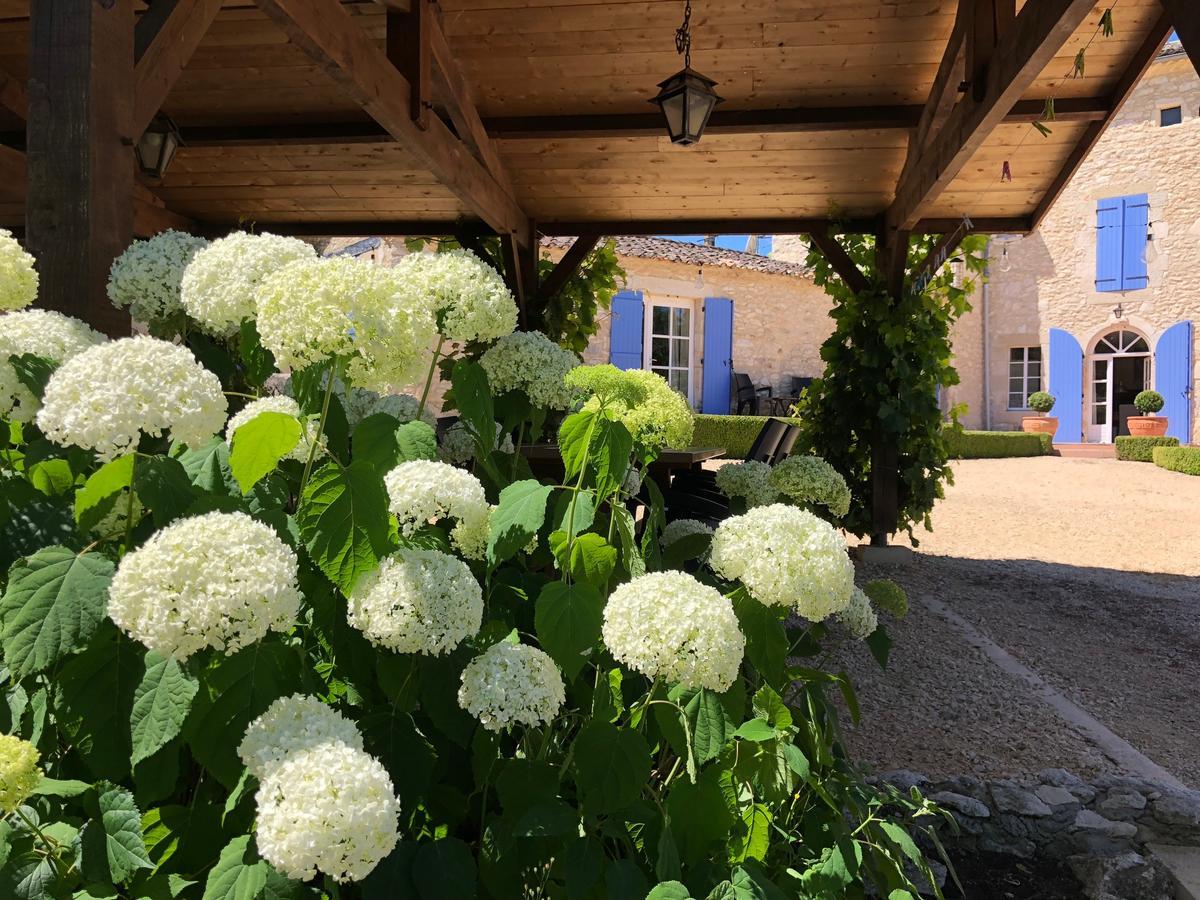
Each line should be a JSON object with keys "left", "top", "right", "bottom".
{"left": 254, "top": 0, "right": 529, "bottom": 239}
{"left": 134, "top": 0, "right": 225, "bottom": 137}
{"left": 1159, "top": 0, "right": 1200, "bottom": 79}
{"left": 1030, "top": 11, "right": 1174, "bottom": 229}
{"left": 887, "top": 0, "right": 1098, "bottom": 235}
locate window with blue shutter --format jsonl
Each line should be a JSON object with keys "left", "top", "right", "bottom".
{"left": 608, "top": 290, "right": 644, "bottom": 370}
{"left": 1095, "top": 194, "right": 1150, "bottom": 292}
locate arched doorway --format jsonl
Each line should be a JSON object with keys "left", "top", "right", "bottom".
{"left": 1086, "top": 328, "right": 1151, "bottom": 443}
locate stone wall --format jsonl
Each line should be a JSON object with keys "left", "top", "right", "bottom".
{"left": 973, "top": 51, "right": 1200, "bottom": 442}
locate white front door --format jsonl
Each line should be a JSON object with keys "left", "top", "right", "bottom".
{"left": 1088, "top": 357, "right": 1113, "bottom": 444}
{"left": 642, "top": 298, "right": 694, "bottom": 404}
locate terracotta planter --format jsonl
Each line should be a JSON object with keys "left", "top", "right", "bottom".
{"left": 1127, "top": 415, "right": 1168, "bottom": 437}
{"left": 1021, "top": 416, "right": 1059, "bottom": 437}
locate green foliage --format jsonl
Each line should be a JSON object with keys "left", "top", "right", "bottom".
{"left": 797, "top": 232, "right": 987, "bottom": 540}
{"left": 1153, "top": 445, "right": 1200, "bottom": 476}
{"left": 944, "top": 428, "right": 1052, "bottom": 459}
{"left": 1115, "top": 435, "right": 1179, "bottom": 462}
{"left": 1027, "top": 391, "right": 1055, "bottom": 414}
{"left": 1133, "top": 390, "right": 1165, "bottom": 414}
{"left": 230, "top": 412, "right": 301, "bottom": 493}
{"left": 691, "top": 416, "right": 802, "bottom": 459}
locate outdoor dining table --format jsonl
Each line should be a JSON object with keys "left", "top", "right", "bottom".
{"left": 519, "top": 445, "right": 725, "bottom": 492}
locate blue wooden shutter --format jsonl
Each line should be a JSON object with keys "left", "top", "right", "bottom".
{"left": 1120, "top": 193, "right": 1150, "bottom": 291}
{"left": 1048, "top": 328, "right": 1084, "bottom": 442}
{"left": 701, "top": 297, "right": 734, "bottom": 413}
{"left": 609, "top": 290, "right": 644, "bottom": 370}
{"left": 1095, "top": 198, "right": 1123, "bottom": 292}
{"left": 1155, "top": 321, "right": 1192, "bottom": 442}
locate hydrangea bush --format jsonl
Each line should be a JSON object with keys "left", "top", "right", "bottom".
{"left": 0, "top": 233, "right": 946, "bottom": 900}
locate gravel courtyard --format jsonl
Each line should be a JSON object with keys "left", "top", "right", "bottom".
{"left": 829, "top": 457, "right": 1200, "bottom": 787}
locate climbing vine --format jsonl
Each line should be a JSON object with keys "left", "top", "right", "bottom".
{"left": 796, "top": 233, "right": 988, "bottom": 542}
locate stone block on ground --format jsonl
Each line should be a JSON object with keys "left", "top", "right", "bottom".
{"left": 992, "top": 779, "right": 1053, "bottom": 817}
{"left": 1068, "top": 851, "right": 1175, "bottom": 900}
{"left": 1148, "top": 842, "right": 1200, "bottom": 900}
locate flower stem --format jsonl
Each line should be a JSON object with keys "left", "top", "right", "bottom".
{"left": 300, "top": 359, "right": 340, "bottom": 494}
{"left": 123, "top": 453, "right": 138, "bottom": 556}
{"left": 417, "top": 334, "right": 445, "bottom": 418}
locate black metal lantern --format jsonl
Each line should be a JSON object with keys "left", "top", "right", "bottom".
{"left": 651, "top": 0, "right": 722, "bottom": 145}
{"left": 135, "top": 114, "right": 181, "bottom": 179}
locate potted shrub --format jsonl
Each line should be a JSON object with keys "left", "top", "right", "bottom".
{"left": 1021, "top": 390, "right": 1059, "bottom": 438}
{"left": 1128, "top": 389, "right": 1169, "bottom": 436}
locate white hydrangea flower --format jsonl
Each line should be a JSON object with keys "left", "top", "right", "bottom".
{"left": 347, "top": 548, "right": 483, "bottom": 655}
{"left": 383, "top": 459, "right": 490, "bottom": 559}
{"left": 709, "top": 504, "right": 854, "bottom": 622}
{"left": 438, "top": 420, "right": 513, "bottom": 465}
{"left": 660, "top": 518, "right": 713, "bottom": 549}
{"left": 838, "top": 587, "right": 878, "bottom": 640}
{"left": 257, "top": 256, "right": 437, "bottom": 393}
{"left": 255, "top": 741, "right": 400, "bottom": 883}
{"left": 620, "top": 465, "right": 644, "bottom": 498}
{"left": 238, "top": 694, "right": 364, "bottom": 780}
{"left": 458, "top": 641, "right": 565, "bottom": 731}
{"left": 225, "top": 395, "right": 320, "bottom": 463}
{"left": 567, "top": 365, "right": 694, "bottom": 451}
{"left": 368, "top": 391, "right": 437, "bottom": 428}
{"left": 0, "top": 228, "right": 38, "bottom": 311}
{"left": 770, "top": 455, "right": 851, "bottom": 518}
{"left": 107, "top": 511, "right": 301, "bottom": 660}
{"left": 0, "top": 309, "right": 105, "bottom": 423}
{"left": 107, "top": 230, "right": 209, "bottom": 325}
{"left": 714, "top": 460, "right": 779, "bottom": 508}
{"left": 602, "top": 571, "right": 744, "bottom": 692}
{"left": 393, "top": 249, "right": 517, "bottom": 343}
{"left": 36, "top": 336, "right": 227, "bottom": 460}
{"left": 479, "top": 331, "right": 579, "bottom": 409}
{"left": 180, "top": 231, "right": 316, "bottom": 336}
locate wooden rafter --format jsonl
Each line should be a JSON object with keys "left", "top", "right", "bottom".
{"left": 134, "top": 0, "right": 223, "bottom": 138}
{"left": 888, "top": 0, "right": 1097, "bottom": 235}
{"left": 965, "top": 0, "right": 1016, "bottom": 102}
{"left": 254, "top": 0, "right": 529, "bottom": 241}
{"left": 1031, "top": 13, "right": 1175, "bottom": 230}
{"left": 807, "top": 228, "right": 871, "bottom": 296}
{"left": 1159, "top": 0, "right": 1200, "bottom": 79}
{"left": 0, "top": 68, "right": 27, "bottom": 120}
{"left": 386, "top": 5, "right": 429, "bottom": 130}
{"left": 537, "top": 235, "right": 599, "bottom": 304}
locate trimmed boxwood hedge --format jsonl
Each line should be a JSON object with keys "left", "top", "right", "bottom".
{"left": 944, "top": 428, "right": 1053, "bottom": 459}
{"left": 1152, "top": 445, "right": 1200, "bottom": 476}
{"left": 1115, "top": 435, "right": 1180, "bottom": 462}
{"left": 691, "top": 414, "right": 802, "bottom": 458}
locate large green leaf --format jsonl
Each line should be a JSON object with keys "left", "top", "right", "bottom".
{"left": 411, "top": 838, "right": 476, "bottom": 900}
{"left": 297, "top": 461, "right": 392, "bottom": 594}
{"left": 201, "top": 835, "right": 301, "bottom": 900}
{"left": 352, "top": 413, "right": 402, "bottom": 473}
{"left": 647, "top": 883, "right": 692, "bottom": 900}
{"left": 230, "top": 412, "right": 301, "bottom": 494}
{"left": 80, "top": 782, "right": 153, "bottom": 885}
{"left": 548, "top": 532, "right": 617, "bottom": 587}
{"left": 733, "top": 595, "right": 786, "bottom": 688}
{"left": 729, "top": 804, "right": 771, "bottom": 864}
{"left": 361, "top": 842, "right": 419, "bottom": 900}
{"left": 130, "top": 652, "right": 198, "bottom": 766}
{"left": 487, "top": 480, "right": 554, "bottom": 565}
{"left": 534, "top": 581, "right": 602, "bottom": 680}
{"left": 557, "top": 410, "right": 597, "bottom": 483}
{"left": 394, "top": 420, "right": 438, "bottom": 464}
{"left": 9, "top": 354, "right": 57, "bottom": 400}
{"left": 572, "top": 721, "right": 650, "bottom": 814}
{"left": 590, "top": 418, "right": 633, "bottom": 499}
{"left": 184, "top": 641, "right": 302, "bottom": 788}
{"left": 75, "top": 455, "right": 136, "bottom": 534}
{"left": 0, "top": 547, "right": 115, "bottom": 677}
{"left": 666, "top": 765, "right": 735, "bottom": 865}
{"left": 55, "top": 625, "right": 141, "bottom": 780}
{"left": 450, "top": 360, "right": 494, "bottom": 456}
{"left": 172, "top": 439, "right": 237, "bottom": 496}
{"left": 654, "top": 687, "right": 736, "bottom": 768}
{"left": 238, "top": 321, "right": 277, "bottom": 389}
{"left": 134, "top": 457, "right": 196, "bottom": 527}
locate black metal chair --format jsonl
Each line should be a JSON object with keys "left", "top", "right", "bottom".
{"left": 774, "top": 424, "right": 801, "bottom": 461}
{"left": 666, "top": 418, "right": 791, "bottom": 520}
{"left": 734, "top": 372, "right": 772, "bottom": 415}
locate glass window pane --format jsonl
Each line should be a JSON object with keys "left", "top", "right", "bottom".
{"left": 652, "top": 306, "right": 669, "bottom": 335}
{"left": 1032, "top": 374, "right": 1042, "bottom": 392}
{"left": 1027, "top": 362, "right": 1041, "bottom": 378}
{"left": 1128, "top": 338, "right": 1148, "bottom": 353}
{"left": 1161, "top": 106, "right": 1183, "bottom": 127}
{"left": 1009, "top": 392, "right": 1024, "bottom": 408}
{"left": 671, "top": 307, "right": 691, "bottom": 337}
{"left": 1093, "top": 360, "right": 1107, "bottom": 378}
{"left": 670, "top": 370, "right": 689, "bottom": 396}
{"left": 1093, "top": 382, "right": 1107, "bottom": 401}
{"left": 1009, "top": 362, "right": 1025, "bottom": 378}
{"left": 1094, "top": 406, "right": 1107, "bottom": 425}
{"left": 1009, "top": 348, "right": 1024, "bottom": 362}
{"left": 1028, "top": 347, "right": 1041, "bottom": 361}
{"left": 651, "top": 337, "right": 669, "bottom": 367}
{"left": 1009, "top": 377, "right": 1023, "bottom": 393}
{"left": 671, "top": 338, "right": 688, "bottom": 367}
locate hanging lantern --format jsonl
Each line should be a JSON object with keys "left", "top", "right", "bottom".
{"left": 135, "top": 114, "right": 182, "bottom": 179}
{"left": 651, "top": 0, "right": 722, "bottom": 146}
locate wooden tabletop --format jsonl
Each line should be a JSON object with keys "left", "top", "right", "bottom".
{"left": 520, "top": 445, "right": 725, "bottom": 466}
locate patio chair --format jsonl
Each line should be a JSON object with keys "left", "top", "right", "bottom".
{"left": 671, "top": 418, "right": 789, "bottom": 492}
{"left": 774, "top": 424, "right": 801, "bottom": 461}
{"left": 665, "top": 418, "right": 792, "bottom": 519}
{"left": 734, "top": 372, "right": 772, "bottom": 415}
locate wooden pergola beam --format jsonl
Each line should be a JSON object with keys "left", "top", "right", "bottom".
{"left": 888, "top": 0, "right": 1097, "bottom": 235}
{"left": 807, "top": 228, "right": 872, "bottom": 296}
{"left": 134, "top": 0, "right": 223, "bottom": 138}
{"left": 537, "top": 235, "right": 599, "bottom": 304}
{"left": 254, "top": 0, "right": 529, "bottom": 242}
{"left": 1159, "top": 0, "right": 1200, "bottom": 79}
{"left": 1032, "top": 13, "right": 1174, "bottom": 230}
{"left": 0, "top": 68, "right": 27, "bottom": 120}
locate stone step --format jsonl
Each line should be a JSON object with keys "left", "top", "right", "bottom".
{"left": 1148, "top": 843, "right": 1200, "bottom": 899}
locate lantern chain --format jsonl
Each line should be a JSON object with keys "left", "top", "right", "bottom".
{"left": 675, "top": 0, "right": 692, "bottom": 69}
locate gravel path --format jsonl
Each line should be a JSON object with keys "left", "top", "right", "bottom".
{"left": 828, "top": 457, "right": 1200, "bottom": 786}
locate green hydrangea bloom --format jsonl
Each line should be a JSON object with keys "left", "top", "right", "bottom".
{"left": 0, "top": 733, "right": 42, "bottom": 814}
{"left": 863, "top": 579, "right": 909, "bottom": 618}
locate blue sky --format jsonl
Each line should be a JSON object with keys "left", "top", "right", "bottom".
{"left": 654, "top": 234, "right": 775, "bottom": 255}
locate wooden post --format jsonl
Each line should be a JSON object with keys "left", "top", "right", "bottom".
{"left": 26, "top": 0, "right": 134, "bottom": 336}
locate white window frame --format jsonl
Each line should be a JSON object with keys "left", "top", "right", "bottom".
{"left": 1007, "top": 346, "right": 1042, "bottom": 410}
{"left": 642, "top": 296, "right": 696, "bottom": 405}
